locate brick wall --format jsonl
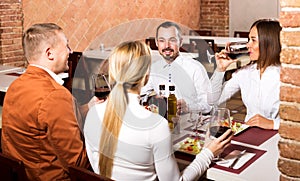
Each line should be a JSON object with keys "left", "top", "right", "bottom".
{"left": 0, "top": 0, "right": 24, "bottom": 66}
{"left": 22, "top": 0, "right": 201, "bottom": 53}
{"left": 199, "top": 0, "right": 229, "bottom": 36}
{"left": 0, "top": 0, "right": 201, "bottom": 65}
{"left": 279, "top": 0, "right": 300, "bottom": 180}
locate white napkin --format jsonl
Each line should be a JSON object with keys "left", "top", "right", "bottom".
{"left": 216, "top": 150, "right": 256, "bottom": 169}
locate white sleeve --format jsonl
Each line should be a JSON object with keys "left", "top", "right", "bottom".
{"left": 181, "top": 148, "right": 214, "bottom": 181}
{"left": 193, "top": 63, "right": 213, "bottom": 113}
{"left": 210, "top": 70, "right": 226, "bottom": 105}
{"left": 210, "top": 70, "right": 240, "bottom": 106}
{"left": 271, "top": 99, "right": 280, "bottom": 130}
{"left": 151, "top": 120, "right": 214, "bottom": 181}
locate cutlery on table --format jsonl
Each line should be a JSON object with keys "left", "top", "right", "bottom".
{"left": 229, "top": 150, "right": 246, "bottom": 169}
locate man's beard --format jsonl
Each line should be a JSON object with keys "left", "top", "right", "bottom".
{"left": 162, "top": 47, "right": 179, "bottom": 61}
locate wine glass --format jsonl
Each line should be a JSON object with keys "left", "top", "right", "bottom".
{"left": 188, "top": 106, "right": 203, "bottom": 136}
{"left": 206, "top": 50, "right": 215, "bottom": 64}
{"left": 208, "top": 107, "right": 231, "bottom": 139}
{"left": 92, "top": 73, "right": 111, "bottom": 100}
{"left": 207, "top": 107, "right": 232, "bottom": 161}
{"left": 225, "top": 41, "right": 249, "bottom": 59}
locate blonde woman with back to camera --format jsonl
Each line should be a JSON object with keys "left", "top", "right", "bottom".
{"left": 84, "top": 41, "right": 233, "bottom": 180}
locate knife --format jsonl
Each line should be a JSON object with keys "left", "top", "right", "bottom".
{"left": 229, "top": 150, "right": 246, "bottom": 169}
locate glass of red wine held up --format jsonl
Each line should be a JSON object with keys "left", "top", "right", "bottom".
{"left": 225, "top": 41, "right": 249, "bottom": 59}
{"left": 92, "top": 73, "right": 111, "bottom": 100}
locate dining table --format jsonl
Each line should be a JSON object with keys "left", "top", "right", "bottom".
{"left": 172, "top": 114, "right": 280, "bottom": 181}
{"left": 0, "top": 65, "right": 24, "bottom": 92}
{"left": 0, "top": 65, "right": 24, "bottom": 129}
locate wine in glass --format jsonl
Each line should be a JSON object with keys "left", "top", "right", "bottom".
{"left": 208, "top": 108, "right": 232, "bottom": 139}
{"left": 207, "top": 107, "right": 232, "bottom": 161}
{"left": 93, "top": 73, "right": 111, "bottom": 100}
{"left": 226, "top": 41, "right": 249, "bottom": 59}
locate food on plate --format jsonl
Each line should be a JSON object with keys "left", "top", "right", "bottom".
{"left": 179, "top": 137, "right": 204, "bottom": 155}
{"left": 231, "top": 121, "right": 244, "bottom": 133}
{"left": 221, "top": 118, "right": 248, "bottom": 134}
{"left": 144, "top": 104, "right": 159, "bottom": 114}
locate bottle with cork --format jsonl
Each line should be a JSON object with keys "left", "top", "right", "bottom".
{"left": 167, "top": 74, "right": 177, "bottom": 131}
{"left": 158, "top": 84, "right": 168, "bottom": 119}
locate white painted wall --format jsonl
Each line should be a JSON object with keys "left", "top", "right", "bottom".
{"left": 229, "top": 0, "right": 280, "bottom": 37}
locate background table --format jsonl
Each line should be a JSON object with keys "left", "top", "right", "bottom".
{"left": 182, "top": 35, "right": 248, "bottom": 48}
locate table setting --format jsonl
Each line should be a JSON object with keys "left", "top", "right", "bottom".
{"left": 168, "top": 107, "right": 279, "bottom": 180}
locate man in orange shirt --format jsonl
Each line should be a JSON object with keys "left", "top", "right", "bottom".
{"left": 1, "top": 23, "right": 90, "bottom": 180}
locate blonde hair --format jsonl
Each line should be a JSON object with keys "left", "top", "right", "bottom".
{"left": 99, "top": 41, "right": 151, "bottom": 177}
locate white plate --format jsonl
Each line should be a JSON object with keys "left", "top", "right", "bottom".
{"left": 232, "top": 122, "right": 250, "bottom": 135}
{"left": 173, "top": 137, "right": 204, "bottom": 155}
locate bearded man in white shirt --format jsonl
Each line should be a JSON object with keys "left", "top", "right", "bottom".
{"left": 142, "top": 21, "right": 212, "bottom": 114}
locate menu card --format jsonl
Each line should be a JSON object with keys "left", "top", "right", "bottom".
{"left": 232, "top": 127, "right": 278, "bottom": 146}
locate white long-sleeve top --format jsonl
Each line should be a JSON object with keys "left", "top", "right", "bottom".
{"left": 211, "top": 63, "right": 280, "bottom": 130}
{"left": 84, "top": 93, "right": 214, "bottom": 181}
{"left": 141, "top": 53, "right": 212, "bottom": 113}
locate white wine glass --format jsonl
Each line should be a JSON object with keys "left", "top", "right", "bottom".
{"left": 206, "top": 50, "right": 215, "bottom": 64}
{"left": 188, "top": 106, "right": 204, "bottom": 137}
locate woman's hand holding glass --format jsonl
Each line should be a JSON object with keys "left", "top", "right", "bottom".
{"left": 206, "top": 129, "right": 233, "bottom": 157}
{"left": 206, "top": 108, "right": 233, "bottom": 160}
{"left": 208, "top": 108, "right": 232, "bottom": 139}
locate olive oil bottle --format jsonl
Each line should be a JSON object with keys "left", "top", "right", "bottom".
{"left": 167, "top": 85, "right": 177, "bottom": 130}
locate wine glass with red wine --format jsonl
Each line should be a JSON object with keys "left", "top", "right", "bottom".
{"left": 92, "top": 73, "right": 111, "bottom": 100}
{"left": 207, "top": 107, "right": 232, "bottom": 161}
{"left": 208, "top": 107, "right": 231, "bottom": 139}
{"left": 225, "top": 41, "right": 249, "bottom": 59}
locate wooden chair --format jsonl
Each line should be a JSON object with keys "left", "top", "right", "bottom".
{"left": 190, "top": 38, "right": 216, "bottom": 78}
{"left": 69, "top": 165, "right": 113, "bottom": 181}
{"left": 63, "top": 51, "right": 83, "bottom": 93}
{"left": 0, "top": 128, "right": 2, "bottom": 153}
{"left": 189, "top": 30, "right": 212, "bottom": 36}
{"left": 63, "top": 51, "right": 99, "bottom": 106}
{"left": 145, "top": 37, "right": 158, "bottom": 50}
{"left": 0, "top": 153, "right": 28, "bottom": 181}
{"left": 233, "top": 31, "right": 249, "bottom": 38}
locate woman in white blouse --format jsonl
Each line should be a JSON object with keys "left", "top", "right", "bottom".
{"left": 84, "top": 41, "right": 232, "bottom": 180}
{"left": 212, "top": 19, "right": 282, "bottom": 130}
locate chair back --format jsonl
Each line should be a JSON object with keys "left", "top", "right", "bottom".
{"left": 63, "top": 51, "right": 83, "bottom": 93}
{"left": 233, "top": 31, "right": 249, "bottom": 38}
{"left": 189, "top": 30, "right": 212, "bottom": 36}
{"left": 145, "top": 37, "right": 158, "bottom": 50}
{"left": 190, "top": 38, "right": 216, "bottom": 78}
{"left": 0, "top": 128, "right": 2, "bottom": 153}
{"left": 0, "top": 153, "right": 28, "bottom": 181}
{"left": 69, "top": 166, "right": 113, "bottom": 181}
